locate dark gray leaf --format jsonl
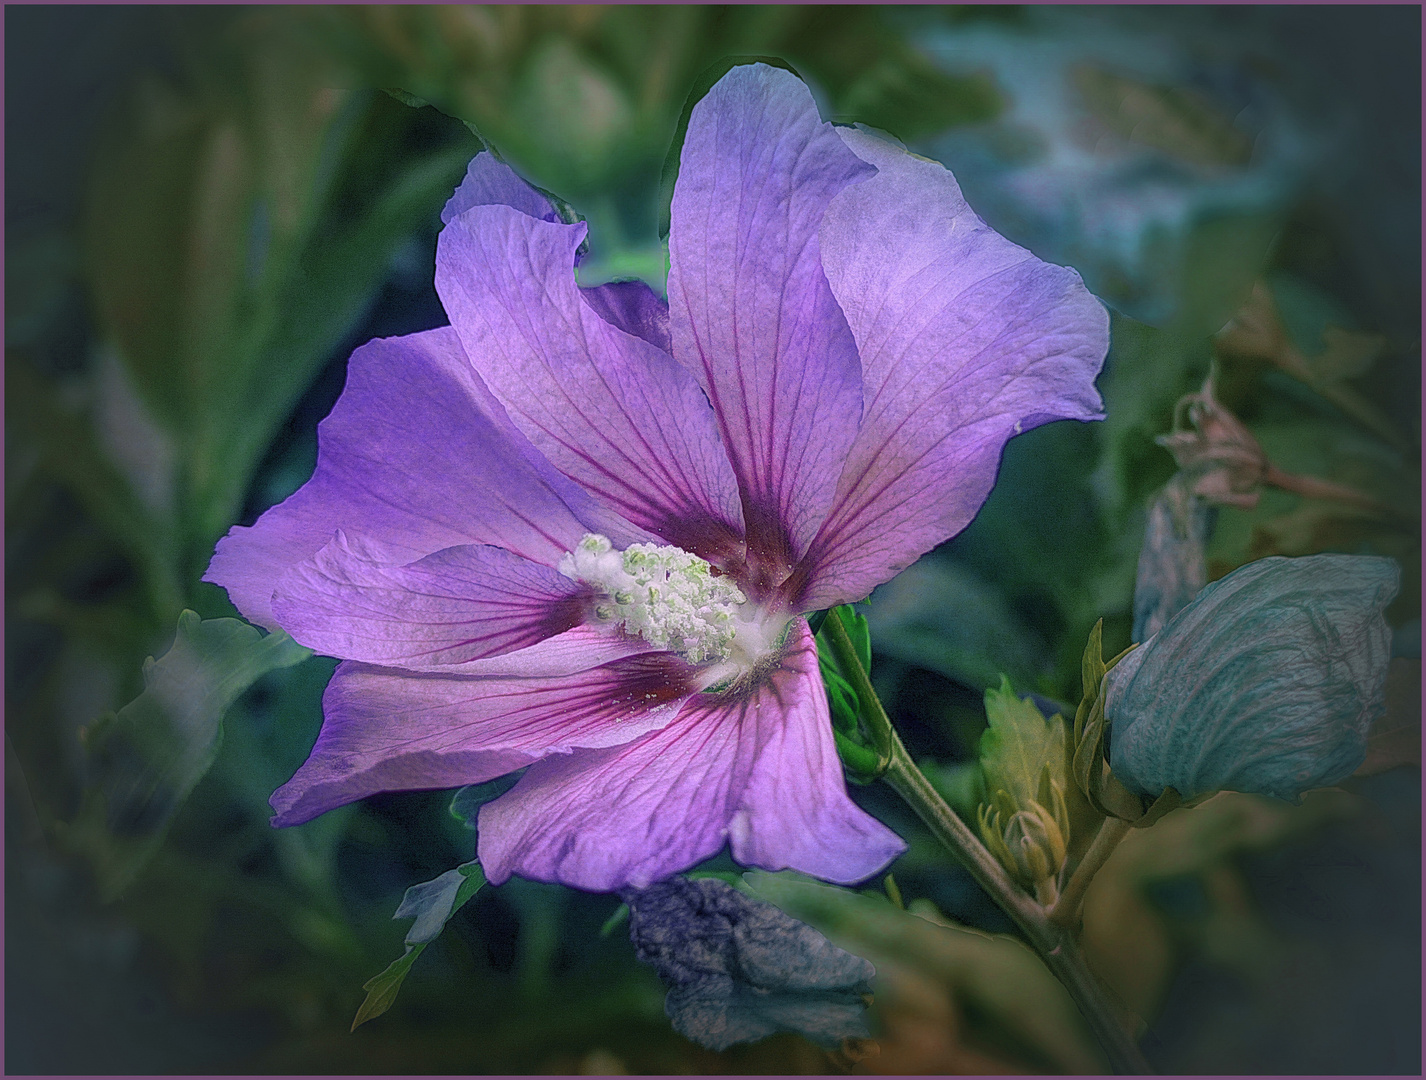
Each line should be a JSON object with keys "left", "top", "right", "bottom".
{"left": 624, "top": 876, "right": 875, "bottom": 1051}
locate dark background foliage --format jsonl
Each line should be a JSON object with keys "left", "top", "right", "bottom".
{"left": 6, "top": 5, "right": 1419, "bottom": 1074}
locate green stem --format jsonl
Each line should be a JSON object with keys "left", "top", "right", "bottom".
{"left": 883, "top": 741, "right": 1151, "bottom": 1074}
{"left": 820, "top": 613, "right": 1152, "bottom": 1074}
{"left": 1052, "top": 816, "right": 1132, "bottom": 931}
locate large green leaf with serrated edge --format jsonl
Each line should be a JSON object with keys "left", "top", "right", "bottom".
{"left": 978, "top": 676, "right": 1068, "bottom": 814}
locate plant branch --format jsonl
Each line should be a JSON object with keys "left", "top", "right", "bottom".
{"left": 1052, "top": 816, "right": 1132, "bottom": 930}
{"left": 882, "top": 738, "right": 1152, "bottom": 1074}
{"left": 820, "top": 612, "right": 1153, "bottom": 1073}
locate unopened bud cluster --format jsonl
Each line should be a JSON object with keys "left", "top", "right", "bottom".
{"left": 559, "top": 534, "right": 747, "bottom": 664}
{"left": 979, "top": 774, "right": 1071, "bottom": 906}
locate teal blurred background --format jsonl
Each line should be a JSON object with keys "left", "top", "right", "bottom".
{"left": 6, "top": 6, "right": 1420, "bottom": 1073}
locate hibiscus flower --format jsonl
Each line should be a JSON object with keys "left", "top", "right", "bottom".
{"left": 206, "top": 64, "right": 1109, "bottom": 892}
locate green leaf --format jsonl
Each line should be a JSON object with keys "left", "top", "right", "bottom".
{"left": 400, "top": 861, "right": 487, "bottom": 945}
{"left": 1357, "top": 658, "right": 1422, "bottom": 776}
{"left": 744, "top": 871, "right": 1107, "bottom": 1073}
{"left": 201, "top": 138, "right": 477, "bottom": 542}
{"left": 5, "top": 359, "right": 183, "bottom": 619}
{"left": 979, "top": 676, "right": 1069, "bottom": 814}
{"left": 84, "top": 42, "right": 479, "bottom": 554}
{"left": 65, "top": 611, "right": 310, "bottom": 899}
{"left": 352, "top": 860, "right": 485, "bottom": 1030}
{"left": 921, "top": 760, "right": 987, "bottom": 821}
{"left": 865, "top": 559, "right": 1049, "bottom": 693}
{"left": 351, "top": 945, "right": 427, "bottom": 1032}
{"left": 1071, "top": 65, "right": 1253, "bottom": 168}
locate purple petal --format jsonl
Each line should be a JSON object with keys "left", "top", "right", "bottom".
{"left": 445, "top": 155, "right": 675, "bottom": 353}
{"left": 579, "top": 279, "right": 672, "bottom": 355}
{"left": 666, "top": 64, "right": 872, "bottom": 578}
{"left": 436, "top": 204, "right": 745, "bottom": 561}
{"left": 205, "top": 327, "right": 641, "bottom": 630}
{"left": 477, "top": 620, "right": 905, "bottom": 890}
{"left": 271, "top": 532, "right": 592, "bottom": 668}
{"left": 792, "top": 128, "right": 1109, "bottom": 611}
{"left": 270, "top": 650, "right": 701, "bottom": 827}
{"left": 441, "top": 151, "right": 559, "bottom": 225}
{"left": 439, "top": 624, "right": 663, "bottom": 678}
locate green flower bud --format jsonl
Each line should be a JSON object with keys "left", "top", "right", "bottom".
{"left": 979, "top": 776, "right": 1071, "bottom": 904}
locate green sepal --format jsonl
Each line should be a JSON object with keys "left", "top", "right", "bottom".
{"left": 449, "top": 773, "right": 521, "bottom": 829}
{"left": 1071, "top": 620, "right": 1160, "bottom": 824}
{"left": 816, "top": 605, "right": 888, "bottom": 782}
{"left": 833, "top": 729, "right": 883, "bottom": 785}
{"left": 821, "top": 666, "right": 861, "bottom": 736}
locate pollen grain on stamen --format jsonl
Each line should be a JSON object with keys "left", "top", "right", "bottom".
{"left": 558, "top": 534, "right": 749, "bottom": 664}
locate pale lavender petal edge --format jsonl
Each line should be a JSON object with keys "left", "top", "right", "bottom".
{"left": 791, "top": 126, "right": 1108, "bottom": 611}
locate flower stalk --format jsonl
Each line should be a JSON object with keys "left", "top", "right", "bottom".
{"left": 1051, "top": 815, "right": 1132, "bottom": 931}
{"left": 820, "top": 611, "right": 1153, "bottom": 1075}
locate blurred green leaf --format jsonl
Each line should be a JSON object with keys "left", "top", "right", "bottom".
{"left": 63, "top": 610, "right": 310, "bottom": 899}
{"left": 353, "top": 861, "right": 485, "bottom": 1030}
{"left": 1356, "top": 658, "right": 1422, "bottom": 776}
{"left": 921, "top": 760, "right": 986, "bottom": 822}
{"left": 1071, "top": 65, "right": 1253, "bottom": 167}
{"left": 744, "top": 871, "right": 1106, "bottom": 1073}
{"left": 6, "top": 358, "right": 183, "bottom": 620}
{"left": 84, "top": 28, "right": 478, "bottom": 563}
{"left": 865, "top": 558, "right": 1049, "bottom": 693}
{"left": 1205, "top": 413, "right": 1420, "bottom": 621}
{"left": 1080, "top": 788, "right": 1364, "bottom": 1019}
{"left": 314, "top": 5, "right": 1000, "bottom": 238}
{"left": 1092, "top": 315, "right": 1208, "bottom": 522}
